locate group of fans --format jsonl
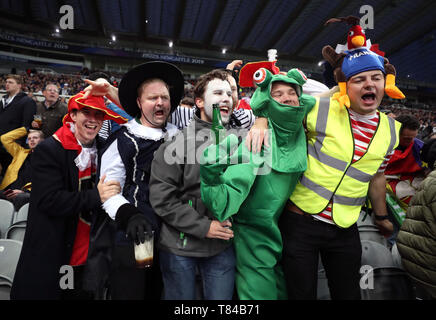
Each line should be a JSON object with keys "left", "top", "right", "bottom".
{"left": 0, "top": 38, "right": 435, "bottom": 300}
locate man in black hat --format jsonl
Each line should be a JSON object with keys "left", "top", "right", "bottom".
{"left": 148, "top": 69, "right": 237, "bottom": 300}
{"left": 85, "top": 61, "right": 184, "bottom": 299}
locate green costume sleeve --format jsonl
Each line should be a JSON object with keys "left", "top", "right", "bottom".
{"left": 200, "top": 134, "right": 264, "bottom": 222}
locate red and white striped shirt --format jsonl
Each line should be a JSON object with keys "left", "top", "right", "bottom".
{"left": 314, "top": 110, "right": 393, "bottom": 224}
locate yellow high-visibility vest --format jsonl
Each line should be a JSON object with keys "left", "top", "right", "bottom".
{"left": 290, "top": 97, "right": 401, "bottom": 228}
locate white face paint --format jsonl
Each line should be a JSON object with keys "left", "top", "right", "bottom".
{"left": 201, "top": 78, "right": 233, "bottom": 124}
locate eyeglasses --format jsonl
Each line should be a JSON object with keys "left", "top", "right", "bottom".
{"left": 45, "top": 88, "right": 59, "bottom": 93}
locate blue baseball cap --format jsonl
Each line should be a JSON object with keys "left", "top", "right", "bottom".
{"left": 342, "top": 48, "right": 385, "bottom": 80}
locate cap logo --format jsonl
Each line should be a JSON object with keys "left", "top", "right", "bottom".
{"left": 348, "top": 50, "right": 371, "bottom": 61}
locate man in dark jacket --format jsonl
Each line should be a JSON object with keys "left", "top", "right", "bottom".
{"left": 0, "top": 74, "right": 36, "bottom": 177}
{"left": 10, "top": 91, "right": 123, "bottom": 300}
{"left": 31, "top": 83, "right": 68, "bottom": 138}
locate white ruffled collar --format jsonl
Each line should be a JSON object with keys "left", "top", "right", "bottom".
{"left": 123, "top": 119, "right": 179, "bottom": 141}
{"left": 69, "top": 123, "right": 98, "bottom": 171}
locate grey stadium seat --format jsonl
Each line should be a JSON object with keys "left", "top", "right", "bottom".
{"left": 0, "top": 199, "right": 14, "bottom": 238}
{"left": 12, "top": 203, "right": 29, "bottom": 224}
{"left": 0, "top": 239, "right": 23, "bottom": 300}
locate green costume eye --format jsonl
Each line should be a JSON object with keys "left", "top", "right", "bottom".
{"left": 253, "top": 68, "right": 271, "bottom": 88}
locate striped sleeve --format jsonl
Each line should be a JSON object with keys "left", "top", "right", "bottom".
{"left": 169, "top": 106, "right": 194, "bottom": 130}
{"left": 377, "top": 150, "right": 394, "bottom": 173}
{"left": 98, "top": 120, "right": 111, "bottom": 141}
{"left": 231, "top": 108, "right": 255, "bottom": 129}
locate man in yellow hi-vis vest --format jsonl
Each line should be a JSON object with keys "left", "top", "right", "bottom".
{"left": 247, "top": 47, "right": 403, "bottom": 299}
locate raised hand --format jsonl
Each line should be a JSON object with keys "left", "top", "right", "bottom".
{"left": 82, "top": 78, "right": 121, "bottom": 107}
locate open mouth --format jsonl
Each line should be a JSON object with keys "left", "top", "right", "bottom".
{"left": 155, "top": 110, "right": 165, "bottom": 117}
{"left": 361, "top": 93, "right": 376, "bottom": 104}
{"left": 85, "top": 124, "right": 97, "bottom": 130}
{"left": 220, "top": 106, "right": 230, "bottom": 115}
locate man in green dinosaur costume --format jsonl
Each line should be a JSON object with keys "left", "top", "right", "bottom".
{"left": 200, "top": 66, "right": 316, "bottom": 299}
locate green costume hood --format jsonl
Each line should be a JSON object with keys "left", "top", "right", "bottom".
{"left": 250, "top": 68, "right": 316, "bottom": 173}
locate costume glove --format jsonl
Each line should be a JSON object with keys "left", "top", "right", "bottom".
{"left": 115, "top": 203, "right": 153, "bottom": 245}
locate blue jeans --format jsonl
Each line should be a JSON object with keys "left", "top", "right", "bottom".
{"left": 159, "top": 246, "right": 235, "bottom": 300}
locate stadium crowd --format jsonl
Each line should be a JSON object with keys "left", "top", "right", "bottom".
{"left": 0, "top": 70, "right": 121, "bottom": 97}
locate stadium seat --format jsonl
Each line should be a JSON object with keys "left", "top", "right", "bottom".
{"left": 0, "top": 276, "right": 13, "bottom": 300}
{"left": 356, "top": 210, "right": 374, "bottom": 228}
{"left": 5, "top": 221, "right": 26, "bottom": 242}
{"left": 360, "top": 267, "right": 415, "bottom": 300}
{"left": 0, "top": 199, "right": 15, "bottom": 238}
{"left": 357, "top": 211, "right": 388, "bottom": 246}
{"left": 361, "top": 240, "right": 395, "bottom": 268}
{"left": 0, "top": 239, "right": 23, "bottom": 299}
{"left": 358, "top": 227, "right": 388, "bottom": 246}
{"left": 12, "top": 203, "right": 29, "bottom": 224}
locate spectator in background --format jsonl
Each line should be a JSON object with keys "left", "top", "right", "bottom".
{"left": 169, "top": 96, "right": 195, "bottom": 130}
{"left": 422, "top": 135, "right": 436, "bottom": 168}
{"left": 180, "top": 96, "right": 195, "bottom": 109}
{"left": 31, "top": 83, "right": 68, "bottom": 137}
{"left": 61, "top": 83, "right": 70, "bottom": 96}
{"left": 418, "top": 121, "right": 433, "bottom": 140}
{"left": 224, "top": 61, "right": 255, "bottom": 129}
{"left": 385, "top": 115, "right": 426, "bottom": 209}
{"left": 0, "top": 74, "right": 36, "bottom": 177}
{"left": 387, "top": 111, "right": 397, "bottom": 119}
{"left": 0, "top": 128, "right": 44, "bottom": 210}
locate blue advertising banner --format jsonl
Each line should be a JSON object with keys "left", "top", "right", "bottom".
{"left": 0, "top": 32, "right": 228, "bottom": 68}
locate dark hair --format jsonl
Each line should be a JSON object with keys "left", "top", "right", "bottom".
{"left": 180, "top": 96, "right": 195, "bottom": 107}
{"left": 222, "top": 69, "right": 241, "bottom": 99}
{"left": 222, "top": 68, "right": 239, "bottom": 84}
{"left": 88, "top": 72, "right": 110, "bottom": 82}
{"left": 193, "top": 69, "right": 229, "bottom": 100}
{"left": 421, "top": 138, "right": 436, "bottom": 170}
{"left": 396, "top": 114, "right": 420, "bottom": 134}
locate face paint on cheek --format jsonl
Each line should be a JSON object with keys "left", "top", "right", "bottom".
{"left": 202, "top": 79, "right": 233, "bottom": 124}
{"left": 203, "top": 103, "right": 214, "bottom": 122}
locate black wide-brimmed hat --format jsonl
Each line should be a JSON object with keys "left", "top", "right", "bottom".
{"left": 118, "top": 61, "right": 184, "bottom": 118}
